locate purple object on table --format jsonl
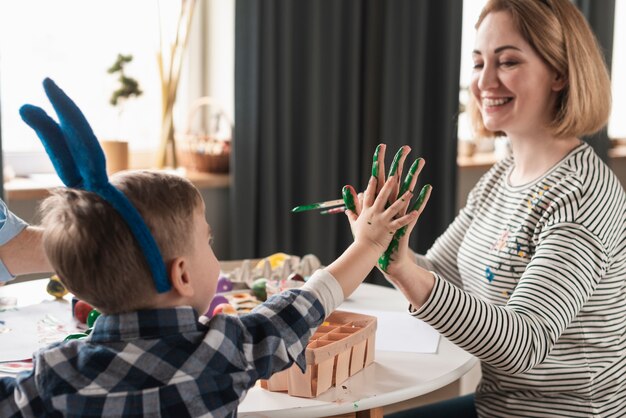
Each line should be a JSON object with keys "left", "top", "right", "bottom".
{"left": 206, "top": 294, "right": 229, "bottom": 318}
{"left": 216, "top": 276, "right": 234, "bottom": 293}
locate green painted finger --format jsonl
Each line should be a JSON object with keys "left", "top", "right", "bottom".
{"left": 411, "top": 184, "right": 431, "bottom": 212}
{"left": 388, "top": 147, "right": 404, "bottom": 177}
{"left": 372, "top": 161, "right": 379, "bottom": 180}
{"left": 342, "top": 185, "right": 357, "bottom": 212}
{"left": 372, "top": 144, "right": 382, "bottom": 178}
{"left": 378, "top": 229, "right": 405, "bottom": 272}
{"left": 378, "top": 184, "right": 432, "bottom": 272}
{"left": 398, "top": 158, "right": 422, "bottom": 197}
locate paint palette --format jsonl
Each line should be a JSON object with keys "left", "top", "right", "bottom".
{"left": 260, "top": 310, "right": 377, "bottom": 398}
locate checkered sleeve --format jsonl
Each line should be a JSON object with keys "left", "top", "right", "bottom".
{"left": 0, "top": 370, "right": 48, "bottom": 417}
{"left": 211, "top": 272, "right": 328, "bottom": 381}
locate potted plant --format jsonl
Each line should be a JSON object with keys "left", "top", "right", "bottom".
{"left": 102, "top": 54, "right": 143, "bottom": 174}
{"left": 108, "top": 53, "right": 143, "bottom": 109}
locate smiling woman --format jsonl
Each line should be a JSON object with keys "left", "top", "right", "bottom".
{"left": 459, "top": 0, "right": 624, "bottom": 149}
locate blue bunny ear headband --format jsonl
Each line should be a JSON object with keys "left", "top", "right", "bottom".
{"left": 19, "top": 78, "right": 170, "bottom": 293}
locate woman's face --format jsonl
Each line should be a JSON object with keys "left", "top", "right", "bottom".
{"left": 470, "top": 11, "right": 564, "bottom": 138}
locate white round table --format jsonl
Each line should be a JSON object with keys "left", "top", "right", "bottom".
{"left": 238, "top": 282, "right": 477, "bottom": 417}
{"left": 0, "top": 279, "right": 477, "bottom": 418}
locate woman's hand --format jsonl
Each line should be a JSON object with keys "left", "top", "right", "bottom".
{"left": 345, "top": 144, "right": 431, "bottom": 277}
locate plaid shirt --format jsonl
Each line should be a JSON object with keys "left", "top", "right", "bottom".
{"left": 0, "top": 276, "right": 336, "bottom": 418}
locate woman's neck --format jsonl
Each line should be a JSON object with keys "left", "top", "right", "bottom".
{"left": 508, "top": 134, "right": 581, "bottom": 187}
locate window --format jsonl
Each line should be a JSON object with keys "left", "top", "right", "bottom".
{"left": 458, "top": 0, "right": 487, "bottom": 144}
{"left": 609, "top": 0, "right": 626, "bottom": 140}
{"left": 0, "top": 1, "right": 161, "bottom": 158}
{"left": 1, "top": 1, "right": 234, "bottom": 176}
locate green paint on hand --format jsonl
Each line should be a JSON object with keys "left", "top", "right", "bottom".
{"left": 372, "top": 161, "right": 379, "bottom": 179}
{"left": 342, "top": 186, "right": 356, "bottom": 212}
{"left": 398, "top": 158, "right": 422, "bottom": 197}
{"left": 378, "top": 227, "right": 405, "bottom": 272}
{"left": 378, "top": 184, "right": 431, "bottom": 272}
{"left": 411, "top": 184, "right": 431, "bottom": 212}
{"left": 388, "top": 147, "right": 404, "bottom": 177}
{"left": 372, "top": 144, "right": 381, "bottom": 178}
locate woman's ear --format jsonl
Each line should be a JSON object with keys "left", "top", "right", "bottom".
{"left": 169, "top": 256, "right": 194, "bottom": 297}
{"left": 552, "top": 72, "right": 567, "bottom": 92}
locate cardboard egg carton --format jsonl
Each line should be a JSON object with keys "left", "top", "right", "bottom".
{"left": 260, "top": 310, "right": 377, "bottom": 398}
{"left": 225, "top": 254, "right": 322, "bottom": 287}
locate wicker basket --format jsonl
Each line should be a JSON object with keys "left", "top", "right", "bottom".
{"left": 176, "top": 97, "right": 232, "bottom": 173}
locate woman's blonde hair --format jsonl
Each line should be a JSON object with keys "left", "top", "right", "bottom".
{"left": 469, "top": 0, "right": 611, "bottom": 138}
{"left": 40, "top": 171, "right": 203, "bottom": 313}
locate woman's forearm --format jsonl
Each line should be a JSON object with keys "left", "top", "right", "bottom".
{"left": 386, "top": 263, "right": 435, "bottom": 309}
{"left": 0, "top": 226, "right": 52, "bottom": 277}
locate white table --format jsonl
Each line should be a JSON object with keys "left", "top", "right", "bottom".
{"left": 239, "top": 283, "right": 476, "bottom": 417}
{"left": 0, "top": 280, "right": 477, "bottom": 418}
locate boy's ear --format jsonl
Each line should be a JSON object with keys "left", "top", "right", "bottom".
{"left": 169, "top": 257, "right": 194, "bottom": 297}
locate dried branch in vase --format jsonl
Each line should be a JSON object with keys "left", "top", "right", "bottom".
{"left": 156, "top": 0, "right": 197, "bottom": 169}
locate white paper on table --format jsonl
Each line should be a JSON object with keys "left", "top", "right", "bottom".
{"left": 340, "top": 307, "right": 440, "bottom": 354}
{"left": 0, "top": 300, "right": 81, "bottom": 362}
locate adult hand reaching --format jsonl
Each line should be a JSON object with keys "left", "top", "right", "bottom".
{"left": 344, "top": 144, "right": 432, "bottom": 276}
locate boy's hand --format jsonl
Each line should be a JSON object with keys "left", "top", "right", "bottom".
{"left": 344, "top": 174, "right": 417, "bottom": 255}
{"left": 346, "top": 144, "right": 432, "bottom": 278}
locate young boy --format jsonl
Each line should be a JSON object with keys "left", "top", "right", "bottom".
{"left": 0, "top": 167, "right": 421, "bottom": 417}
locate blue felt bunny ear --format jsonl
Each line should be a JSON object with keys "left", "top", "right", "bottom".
{"left": 19, "top": 78, "right": 171, "bottom": 293}
{"left": 41, "top": 78, "right": 109, "bottom": 190}
{"left": 19, "top": 104, "right": 83, "bottom": 188}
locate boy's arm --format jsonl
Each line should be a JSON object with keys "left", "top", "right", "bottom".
{"left": 234, "top": 276, "right": 330, "bottom": 378}
{"left": 227, "top": 175, "right": 424, "bottom": 380}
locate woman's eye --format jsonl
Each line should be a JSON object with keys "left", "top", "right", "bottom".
{"left": 472, "top": 62, "right": 484, "bottom": 69}
{"left": 499, "top": 61, "right": 517, "bottom": 67}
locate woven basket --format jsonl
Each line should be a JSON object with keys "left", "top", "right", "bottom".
{"left": 177, "top": 97, "right": 232, "bottom": 173}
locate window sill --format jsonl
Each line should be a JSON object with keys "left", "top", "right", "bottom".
{"left": 4, "top": 170, "right": 230, "bottom": 201}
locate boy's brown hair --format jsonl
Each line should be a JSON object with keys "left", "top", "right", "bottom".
{"left": 40, "top": 171, "right": 203, "bottom": 313}
{"left": 469, "top": 0, "right": 611, "bottom": 139}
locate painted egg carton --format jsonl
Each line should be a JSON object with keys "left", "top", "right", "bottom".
{"left": 225, "top": 254, "right": 322, "bottom": 287}
{"left": 260, "top": 310, "right": 377, "bottom": 398}
{"left": 223, "top": 291, "right": 261, "bottom": 314}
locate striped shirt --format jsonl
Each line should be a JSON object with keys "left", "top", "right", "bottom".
{"left": 0, "top": 270, "right": 344, "bottom": 417}
{"left": 412, "top": 143, "right": 626, "bottom": 417}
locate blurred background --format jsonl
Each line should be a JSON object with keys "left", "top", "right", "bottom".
{"left": 1, "top": 0, "right": 624, "bottom": 285}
